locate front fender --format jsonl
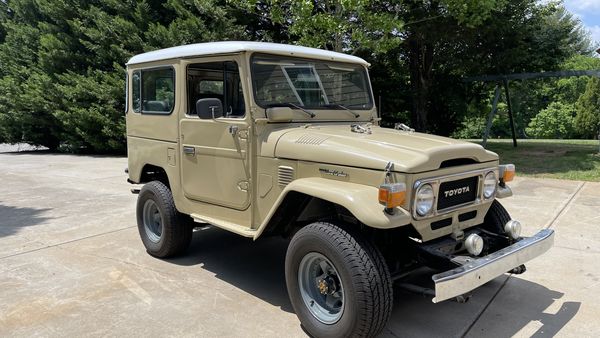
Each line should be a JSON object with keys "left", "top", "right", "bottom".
{"left": 254, "top": 177, "right": 411, "bottom": 239}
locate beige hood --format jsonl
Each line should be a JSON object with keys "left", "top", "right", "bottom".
{"left": 274, "top": 125, "right": 498, "bottom": 173}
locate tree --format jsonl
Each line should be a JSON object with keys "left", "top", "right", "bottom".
{"left": 575, "top": 77, "right": 600, "bottom": 139}
{"left": 0, "top": 0, "right": 247, "bottom": 152}
{"left": 0, "top": 0, "right": 8, "bottom": 44}
{"left": 233, "top": 0, "right": 403, "bottom": 54}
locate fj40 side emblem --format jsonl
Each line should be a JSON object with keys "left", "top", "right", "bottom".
{"left": 444, "top": 186, "right": 470, "bottom": 197}
{"left": 319, "top": 168, "right": 348, "bottom": 178}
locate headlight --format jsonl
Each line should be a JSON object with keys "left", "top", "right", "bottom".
{"left": 483, "top": 171, "right": 497, "bottom": 199}
{"left": 415, "top": 183, "right": 435, "bottom": 216}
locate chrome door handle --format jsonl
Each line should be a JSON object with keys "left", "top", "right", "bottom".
{"left": 228, "top": 125, "right": 238, "bottom": 136}
{"left": 183, "top": 146, "right": 195, "bottom": 156}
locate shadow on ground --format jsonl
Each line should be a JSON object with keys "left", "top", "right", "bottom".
{"left": 386, "top": 272, "right": 579, "bottom": 337}
{"left": 0, "top": 203, "right": 52, "bottom": 238}
{"left": 164, "top": 226, "right": 578, "bottom": 337}
{"left": 462, "top": 276, "right": 580, "bottom": 338}
{"left": 167, "top": 226, "right": 294, "bottom": 313}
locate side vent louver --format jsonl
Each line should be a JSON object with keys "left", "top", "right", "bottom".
{"left": 278, "top": 166, "right": 295, "bottom": 186}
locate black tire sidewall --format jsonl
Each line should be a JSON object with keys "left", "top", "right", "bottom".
{"left": 136, "top": 184, "right": 168, "bottom": 254}
{"left": 285, "top": 225, "right": 367, "bottom": 338}
{"left": 136, "top": 181, "right": 191, "bottom": 257}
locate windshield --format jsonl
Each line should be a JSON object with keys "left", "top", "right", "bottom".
{"left": 251, "top": 54, "right": 373, "bottom": 110}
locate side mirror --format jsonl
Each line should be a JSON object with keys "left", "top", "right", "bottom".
{"left": 266, "top": 106, "right": 294, "bottom": 122}
{"left": 196, "top": 98, "right": 223, "bottom": 119}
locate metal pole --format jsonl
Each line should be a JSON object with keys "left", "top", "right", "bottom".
{"left": 503, "top": 79, "right": 518, "bottom": 147}
{"left": 483, "top": 84, "right": 501, "bottom": 148}
{"left": 378, "top": 93, "right": 382, "bottom": 119}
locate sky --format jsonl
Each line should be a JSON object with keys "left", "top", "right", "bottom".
{"left": 563, "top": 0, "right": 600, "bottom": 46}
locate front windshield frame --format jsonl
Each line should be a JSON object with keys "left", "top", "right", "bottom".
{"left": 250, "top": 53, "right": 374, "bottom": 111}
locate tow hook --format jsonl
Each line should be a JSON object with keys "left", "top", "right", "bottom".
{"left": 454, "top": 293, "right": 471, "bottom": 303}
{"left": 509, "top": 264, "right": 526, "bottom": 274}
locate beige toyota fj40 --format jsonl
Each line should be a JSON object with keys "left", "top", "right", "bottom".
{"left": 125, "top": 41, "right": 554, "bottom": 338}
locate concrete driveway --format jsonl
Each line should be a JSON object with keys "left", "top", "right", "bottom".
{"left": 0, "top": 152, "right": 598, "bottom": 337}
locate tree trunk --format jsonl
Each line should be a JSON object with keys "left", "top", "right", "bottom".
{"left": 407, "top": 31, "right": 434, "bottom": 132}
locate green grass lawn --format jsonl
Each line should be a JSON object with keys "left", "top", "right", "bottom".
{"left": 469, "top": 139, "right": 600, "bottom": 182}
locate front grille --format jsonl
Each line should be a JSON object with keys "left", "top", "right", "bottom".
{"left": 437, "top": 176, "right": 478, "bottom": 210}
{"left": 431, "top": 217, "right": 452, "bottom": 230}
{"left": 459, "top": 210, "right": 477, "bottom": 222}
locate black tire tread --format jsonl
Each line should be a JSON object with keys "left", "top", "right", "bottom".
{"left": 137, "top": 181, "right": 192, "bottom": 258}
{"left": 484, "top": 200, "right": 511, "bottom": 233}
{"left": 289, "top": 222, "right": 393, "bottom": 338}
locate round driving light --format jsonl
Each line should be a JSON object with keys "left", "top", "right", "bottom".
{"left": 415, "top": 184, "right": 435, "bottom": 216}
{"left": 465, "top": 233, "right": 484, "bottom": 256}
{"left": 504, "top": 220, "right": 522, "bottom": 239}
{"left": 483, "top": 171, "right": 497, "bottom": 199}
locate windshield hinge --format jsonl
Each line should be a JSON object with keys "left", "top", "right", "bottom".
{"left": 351, "top": 123, "right": 372, "bottom": 134}
{"left": 395, "top": 123, "right": 415, "bottom": 132}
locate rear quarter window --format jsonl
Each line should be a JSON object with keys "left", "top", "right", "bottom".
{"left": 131, "top": 67, "right": 175, "bottom": 114}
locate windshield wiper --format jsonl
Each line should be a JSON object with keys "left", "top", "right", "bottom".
{"left": 325, "top": 104, "right": 360, "bottom": 118}
{"left": 268, "top": 103, "right": 315, "bottom": 118}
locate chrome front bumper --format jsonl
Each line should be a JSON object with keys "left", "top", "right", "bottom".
{"left": 431, "top": 229, "right": 555, "bottom": 303}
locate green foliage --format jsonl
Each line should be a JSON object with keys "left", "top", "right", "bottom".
{"left": 53, "top": 68, "right": 126, "bottom": 152}
{"left": 482, "top": 139, "right": 600, "bottom": 181}
{"left": 526, "top": 102, "right": 576, "bottom": 139}
{"left": 0, "top": 0, "right": 597, "bottom": 152}
{"left": 0, "top": 0, "right": 246, "bottom": 152}
{"left": 452, "top": 102, "right": 512, "bottom": 139}
{"left": 233, "top": 0, "right": 403, "bottom": 54}
{"left": 441, "top": 0, "right": 506, "bottom": 27}
{"left": 575, "top": 77, "right": 600, "bottom": 139}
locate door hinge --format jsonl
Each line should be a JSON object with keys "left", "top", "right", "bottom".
{"left": 238, "top": 129, "right": 249, "bottom": 139}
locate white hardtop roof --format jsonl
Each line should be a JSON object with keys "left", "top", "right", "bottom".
{"left": 127, "top": 41, "right": 369, "bottom": 66}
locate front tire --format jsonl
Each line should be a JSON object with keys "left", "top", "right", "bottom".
{"left": 483, "top": 200, "right": 511, "bottom": 235}
{"left": 285, "top": 222, "right": 393, "bottom": 338}
{"left": 136, "top": 181, "right": 192, "bottom": 258}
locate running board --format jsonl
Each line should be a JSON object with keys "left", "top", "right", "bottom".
{"left": 190, "top": 214, "right": 256, "bottom": 238}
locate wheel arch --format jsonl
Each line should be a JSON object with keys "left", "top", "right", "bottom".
{"left": 254, "top": 177, "right": 412, "bottom": 239}
{"left": 133, "top": 163, "right": 172, "bottom": 189}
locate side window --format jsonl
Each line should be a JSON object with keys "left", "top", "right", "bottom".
{"left": 132, "top": 71, "right": 141, "bottom": 113}
{"left": 187, "top": 61, "right": 245, "bottom": 117}
{"left": 141, "top": 68, "right": 174, "bottom": 114}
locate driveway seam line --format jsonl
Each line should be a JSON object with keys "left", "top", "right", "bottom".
{"left": 460, "top": 181, "right": 586, "bottom": 337}
{"left": 459, "top": 274, "right": 511, "bottom": 338}
{"left": 0, "top": 226, "right": 135, "bottom": 260}
{"left": 545, "top": 181, "right": 586, "bottom": 229}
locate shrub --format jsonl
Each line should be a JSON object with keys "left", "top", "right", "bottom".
{"left": 526, "top": 102, "right": 576, "bottom": 139}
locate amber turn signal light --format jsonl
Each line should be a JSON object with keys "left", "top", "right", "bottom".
{"left": 500, "top": 164, "right": 516, "bottom": 182}
{"left": 378, "top": 183, "right": 406, "bottom": 209}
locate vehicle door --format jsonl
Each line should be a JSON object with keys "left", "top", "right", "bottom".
{"left": 180, "top": 57, "right": 250, "bottom": 210}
